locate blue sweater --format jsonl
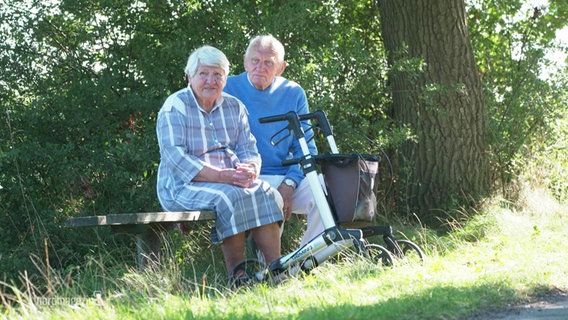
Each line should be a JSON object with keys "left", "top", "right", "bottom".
{"left": 224, "top": 72, "right": 318, "bottom": 185}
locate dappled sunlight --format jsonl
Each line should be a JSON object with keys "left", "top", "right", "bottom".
{"left": 520, "top": 187, "right": 566, "bottom": 216}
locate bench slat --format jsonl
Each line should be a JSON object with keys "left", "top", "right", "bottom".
{"left": 66, "top": 210, "right": 216, "bottom": 228}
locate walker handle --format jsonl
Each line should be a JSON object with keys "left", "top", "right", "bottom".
{"left": 281, "top": 158, "right": 301, "bottom": 166}
{"left": 259, "top": 111, "right": 305, "bottom": 140}
{"left": 299, "top": 110, "right": 334, "bottom": 137}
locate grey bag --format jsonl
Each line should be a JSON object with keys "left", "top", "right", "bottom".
{"left": 319, "top": 154, "right": 380, "bottom": 223}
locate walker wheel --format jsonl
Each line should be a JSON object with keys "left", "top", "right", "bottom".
{"left": 393, "top": 239, "right": 425, "bottom": 264}
{"left": 364, "top": 244, "right": 394, "bottom": 267}
{"left": 231, "top": 258, "right": 266, "bottom": 287}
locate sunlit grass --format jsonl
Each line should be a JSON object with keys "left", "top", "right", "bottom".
{"left": 1, "top": 189, "right": 567, "bottom": 320}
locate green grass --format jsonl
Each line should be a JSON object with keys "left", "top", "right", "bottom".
{"left": 1, "top": 188, "right": 567, "bottom": 320}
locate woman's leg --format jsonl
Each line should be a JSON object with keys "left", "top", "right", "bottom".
{"left": 220, "top": 232, "right": 246, "bottom": 276}
{"left": 251, "top": 222, "right": 281, "bottom": 265}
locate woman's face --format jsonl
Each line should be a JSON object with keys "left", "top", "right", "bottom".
{"left": 189, "top": 64, "right": 226, "bottom": 108}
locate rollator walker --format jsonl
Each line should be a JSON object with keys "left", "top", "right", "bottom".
{"left": 233, "top": 110, "right": 424, "bottom": 284}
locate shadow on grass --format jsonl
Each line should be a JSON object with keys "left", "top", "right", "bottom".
{"left": 298, "top": 284, "right": 517, "bottom": 320}
{"left": 225, "top": 284, "right": 519, "bottom": 320}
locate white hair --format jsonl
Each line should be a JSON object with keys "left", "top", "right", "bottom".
{"left": 245, "top": 35, "right": 285, "bottom": 62}
{"left": 184, "top": 45, "right": 230, "bottom": 77}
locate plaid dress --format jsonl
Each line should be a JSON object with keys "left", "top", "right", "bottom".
{"left": 156, "top": 86, "right": 283, "bottom": 243}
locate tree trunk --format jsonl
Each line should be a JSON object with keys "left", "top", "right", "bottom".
{"left": 379, "top": 0, "right": 489, "bottom": 222}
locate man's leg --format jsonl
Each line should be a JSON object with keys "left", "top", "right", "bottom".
{"left": 292, "top": 178, "right": 325, "bottom": 246}
{"left": 259, "top": 174, "right": 325, "bottom": 246}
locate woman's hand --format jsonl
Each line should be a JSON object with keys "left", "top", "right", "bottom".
{"left": 194, "top": 162, "right": 259, "bottom": 188}
{"left": 232, "top": 162, "right": 258, "bottom": 188}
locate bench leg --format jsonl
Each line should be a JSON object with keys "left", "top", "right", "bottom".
{"left": 136, "top": 226, "right": 163, "bottom": 269}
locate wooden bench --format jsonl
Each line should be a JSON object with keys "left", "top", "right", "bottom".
{"left": 65, "top": 210, "right": 216, "bottom": 268}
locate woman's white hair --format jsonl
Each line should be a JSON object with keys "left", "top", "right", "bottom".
{"left": 184, "top": 45, "right": 230, "bottom": 77}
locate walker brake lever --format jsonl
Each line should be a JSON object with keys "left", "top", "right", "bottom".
{"left": 269, "top": 127, "right": 291, "bottom": 146}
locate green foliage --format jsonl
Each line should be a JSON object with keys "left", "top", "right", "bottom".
{"left": 521, "top": 100, "right": 568, "bottom": 202}
{"left": 467, "top": 0, "right": 568, "bottom": 196}
{"left": 0, "top": 0, "right": 394, "bottom": 284}
{"left": 1, "top": 0, "right": 567, "bottom": 289}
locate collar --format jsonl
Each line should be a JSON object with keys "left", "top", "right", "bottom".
{"left": 246, "top": 72, "right": 276, "bottom": 91}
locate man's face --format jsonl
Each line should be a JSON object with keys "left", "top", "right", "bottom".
{"left": 244, "top": 46, "right": 286, "bottom": 90}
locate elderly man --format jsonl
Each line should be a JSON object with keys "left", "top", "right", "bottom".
{"left": 224, "top": 35, "right": 323, "bottom": 246}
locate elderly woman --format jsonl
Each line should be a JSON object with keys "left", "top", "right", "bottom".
{"left": 156, "top": 45, "right": 283, "bottom": 282}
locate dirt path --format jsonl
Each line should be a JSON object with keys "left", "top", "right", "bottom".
{"left": 467, "top": 292, "right": 568, "bottom": 320}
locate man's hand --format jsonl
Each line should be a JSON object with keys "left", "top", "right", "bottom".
{"left": 277, "top": 184, "right": 295, "bottom": 220}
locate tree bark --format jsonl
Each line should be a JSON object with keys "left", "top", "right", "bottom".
{"left": 379, "top": 0, "right": 489, "bottom": 222}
